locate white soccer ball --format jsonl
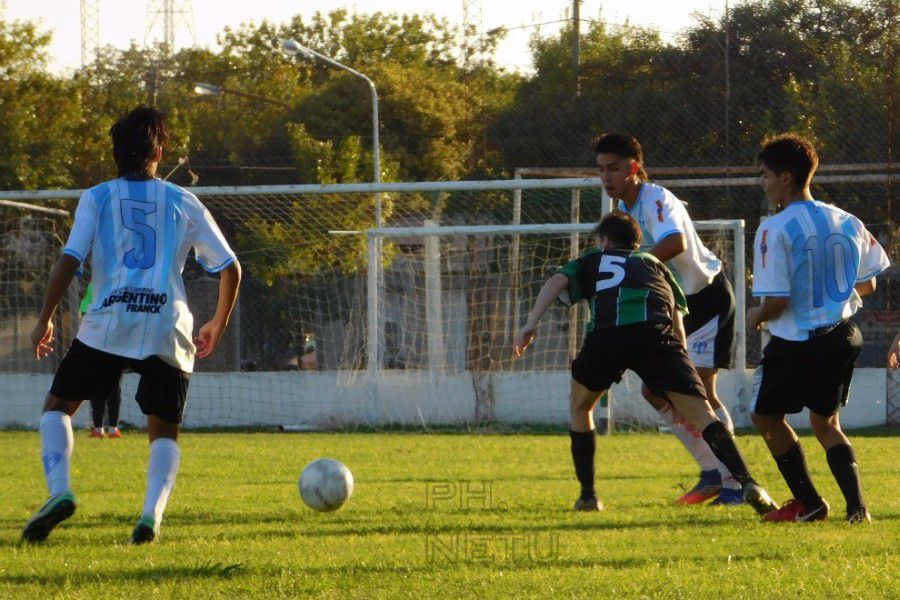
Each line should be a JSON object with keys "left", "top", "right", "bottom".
{"left": 298, "top": 458, "right": 354, "bottom": 512}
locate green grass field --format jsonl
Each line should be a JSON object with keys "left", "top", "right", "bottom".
{"left": 2, "top": 429, "right": 898, "bottom": 599}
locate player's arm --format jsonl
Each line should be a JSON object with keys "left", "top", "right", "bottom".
{"left": 649, "top": 232, "right": 686, "bottom": 262}
{"left": 195, "top": 260, "right": 242, "bottom": 359}
{"left": 747, "top": 296, "right": 789, "bottom": 331}
{"left": 514, "top": 273, "right": 569, "bottom": 357}
{"left": 32, "top": 254, "right": 81, "bottom": 360}
{"left": 854, "top": 277, "right": 876, "bottom": 297}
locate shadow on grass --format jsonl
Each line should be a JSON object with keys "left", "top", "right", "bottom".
{"left": 0, "top": 561, "right": 243, "bottom": 586}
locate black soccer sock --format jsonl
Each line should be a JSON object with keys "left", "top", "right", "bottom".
{"left": 89, "top": 397, "right": 105, "bottom": 429}
{"left": 774, "top": 443, "right": 823, "bottom": 509}
{"left": 569, "top": 429, "right": 596, "bottom": 497}
{"left": 107, "top": 388, "right": 122, "bottom": 428}
{"left": 701, "top": 421, "right": 753, "bottom": 486}
{"left": 826, "top": 443, "right": 865, "bottom": 515}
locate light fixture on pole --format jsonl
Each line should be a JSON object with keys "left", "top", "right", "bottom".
{"left": 280, "top": 39, "right": 381, "bottom": 225}
{"left": 193, "top": 81, "right": 291, "bottom": 109}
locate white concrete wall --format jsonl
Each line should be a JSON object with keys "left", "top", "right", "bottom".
{"left": 0, "top": 368, "right": 888, "bottom": 429}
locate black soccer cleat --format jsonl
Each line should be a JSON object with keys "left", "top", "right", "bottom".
{"left": 574, "top": 494, "right": 604, "bottom": 512}
{"left": 847, "top": 506, "right": 872, "bottom": 524}
{"left": 742, "top": 481, "right": 779, "bottom": 516}
{"left": 22, "top": 492, "right": 77, "bottom": 543}
{"left": 130, "top": 516, "right": 158, "bottom": 545}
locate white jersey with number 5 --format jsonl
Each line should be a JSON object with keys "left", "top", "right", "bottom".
{"left": 618, "top": 182, "right": 721, "bottom": 295}
{"left": 62, "top": 177, "right": 236, "bottom": 372}
{"left": 752, "top": 200, "right": 889, "bottom": 341}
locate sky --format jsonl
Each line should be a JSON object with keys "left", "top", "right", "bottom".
{"left": 6, "top": 1, "right": 729, "bottom": 75}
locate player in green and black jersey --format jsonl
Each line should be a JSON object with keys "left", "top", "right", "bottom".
{"left": 514, "top": 212, "right": 777, "bottom": 516}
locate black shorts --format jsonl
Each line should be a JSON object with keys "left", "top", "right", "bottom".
{"left": 571, "top": 321, "right": 707, "bottom": 399}
{"left": 684, "top": 271, "right": 736, "bottom": 369}
{"left": 752, "top": 321, "right": 862, "bottom": 417}
{"left": 50, "top": 338, "right": 190, "bottom": 424}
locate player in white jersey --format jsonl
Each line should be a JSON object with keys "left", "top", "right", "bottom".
{"left": 748, "top": 134, "right": 889, "bottom": 523}
{"left": 22, "top": 107, "right": 242, "bottom": 544}
{"left": 592, "top": 132, "right": 744, "bottom": 505}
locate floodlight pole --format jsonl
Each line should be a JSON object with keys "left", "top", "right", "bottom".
{"left": 193, "top": 82, "right": 291, "bottom": 109}
{"left": 280, "top": 40, "right": 381, "bottom": 224}
{"left": 282, "top": 39, "right": 383, "bottom": 409}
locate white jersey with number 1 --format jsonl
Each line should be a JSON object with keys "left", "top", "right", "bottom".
{"left": 62, "top": 177, "right": 236, "bottom": 372}
{"left": 752, "top": 200, "right": 890, "bottom": 341}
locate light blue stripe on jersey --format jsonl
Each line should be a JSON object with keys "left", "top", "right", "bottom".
{"left": 783, "top": 216, "right": 814, "bottom": 329}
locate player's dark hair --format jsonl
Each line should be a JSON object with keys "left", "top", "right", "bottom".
{"left": 590, "top": 132, "right": 649, "bottom": 181}
{"left": 594, "top": 211, "right": 642, "bottom": 250}
{"left": 110, "top": 106, "right": 170, "bottom": 178}
{"left": 758, "top": 134, "right": 819, "bottom": 190}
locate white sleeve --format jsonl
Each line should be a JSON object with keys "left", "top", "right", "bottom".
{"left": 752, "top": 222, "right": 791, "bottom": 297}
{"left": 856, "top": 223, "right": 890, "bottom": 281}
{"left": 189, "top": 196, "right": 236, "bottom": 273}
{"left": 647, "top": 189, "right": 686, "bottom": 244}
{"left": 62, "top": 190, "right": 97, "bottom": 264}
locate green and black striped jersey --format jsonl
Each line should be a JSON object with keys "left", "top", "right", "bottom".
{"left": 557, "top": 247, "right": 688, "bottom": 333}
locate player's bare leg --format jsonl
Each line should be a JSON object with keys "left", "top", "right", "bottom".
{"left": 22, "top": 394, "right": 82, "bottom": 542}
{"left": 809, "top": 411, "right": 868, "bottom": 523}
{"left": 569, "top": 380, "right": 605, "bottom": 511}
{"left": 666, "top": 391, "right": 777, "bottom": 516}
{"left": 132, "top": 415, "right": 182, "bottom": 544}
{"left": 751, "top": 412, "right": 828, "bottom": 522}
{"left": 644, "top": 382, "right": 727, "bottom": 505}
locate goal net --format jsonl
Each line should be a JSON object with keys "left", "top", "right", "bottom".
{"left": 363, "top": 220, "right": 746, "bottom": 429}
{"left": 0, "top": 181, "right": 744, "bottom": 430}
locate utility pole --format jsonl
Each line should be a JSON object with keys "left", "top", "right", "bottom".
{"left": 572, "top": 0, "right": 581, "bottom": 98}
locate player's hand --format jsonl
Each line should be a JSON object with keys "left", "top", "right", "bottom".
{"left": 195, "top": 320, "right": 225, "bottom": 359}
{"left": 513, "top": 325, "right": 535, "bottom": 358}
{"left": 889, "top": 332, "right": 900, "bottom": 369}
{"left": 31, "top": 319, "right": 54, "bottom": 360}
{"left": 746, "top": 306, "right": 764, "bottom": 331}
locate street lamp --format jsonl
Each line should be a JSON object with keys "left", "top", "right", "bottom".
{"left": 281, "top": 38, "right": 385, "bottom": 383}
{"left": 280, "top": 39, "right": 381, "bottom": 225}
{"left": 192, "top": 81, "right": 291, "bottom": 110}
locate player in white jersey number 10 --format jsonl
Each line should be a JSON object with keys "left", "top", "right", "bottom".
{"left": 748, "top": 134, "right": 889, "bottom": 523}
{"left": 22, "top": 107, "right": 242, "bottom": 544}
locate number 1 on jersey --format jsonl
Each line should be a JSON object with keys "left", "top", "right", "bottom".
{"left": 596, "top": 254, "right": 626, "bottom": 291}
{"left": 121, "top": 199, "right": 157, "bottom": 269}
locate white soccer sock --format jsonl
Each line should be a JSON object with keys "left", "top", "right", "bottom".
{"left": 656, "top": 406, "right": 719, "bottom": 472}
{"left": 712, "top": 405, "right": 740, "bottom": 489}
{"left": 141, "top": 438, "right": 181, "bottom": 526}
{"left": 40, "top": 411, "right": 74, "bottom": 496}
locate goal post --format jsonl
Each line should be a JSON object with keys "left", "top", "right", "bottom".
{"left": 365, "top": 219, "right": 746, "bottom": 429}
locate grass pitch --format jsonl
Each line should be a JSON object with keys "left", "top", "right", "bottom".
{"left": 1, "top": 429, "right": 898, "bottom": 599}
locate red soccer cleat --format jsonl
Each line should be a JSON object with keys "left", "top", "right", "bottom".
{"left": 107, "top": 428, "right": 124, "bottom": 439}
{"left": 89, "top": 429, "right": 105, "bottom": 439}
{"left": 676, "top": 469, "right": 722, "bottom": 505}
{"left": 762, "top": 498, "right": 829, "bottom": 522}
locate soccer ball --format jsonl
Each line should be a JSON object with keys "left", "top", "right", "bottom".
{"left": 298, "top": 458, "right": 354, "bottom": 512}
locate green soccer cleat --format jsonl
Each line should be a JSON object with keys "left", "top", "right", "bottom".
{"left": 130, "top": 515, "right": 159, "bottom": 545}
{"left": 22, "top": 492, "right": 77, "bottom": 543}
